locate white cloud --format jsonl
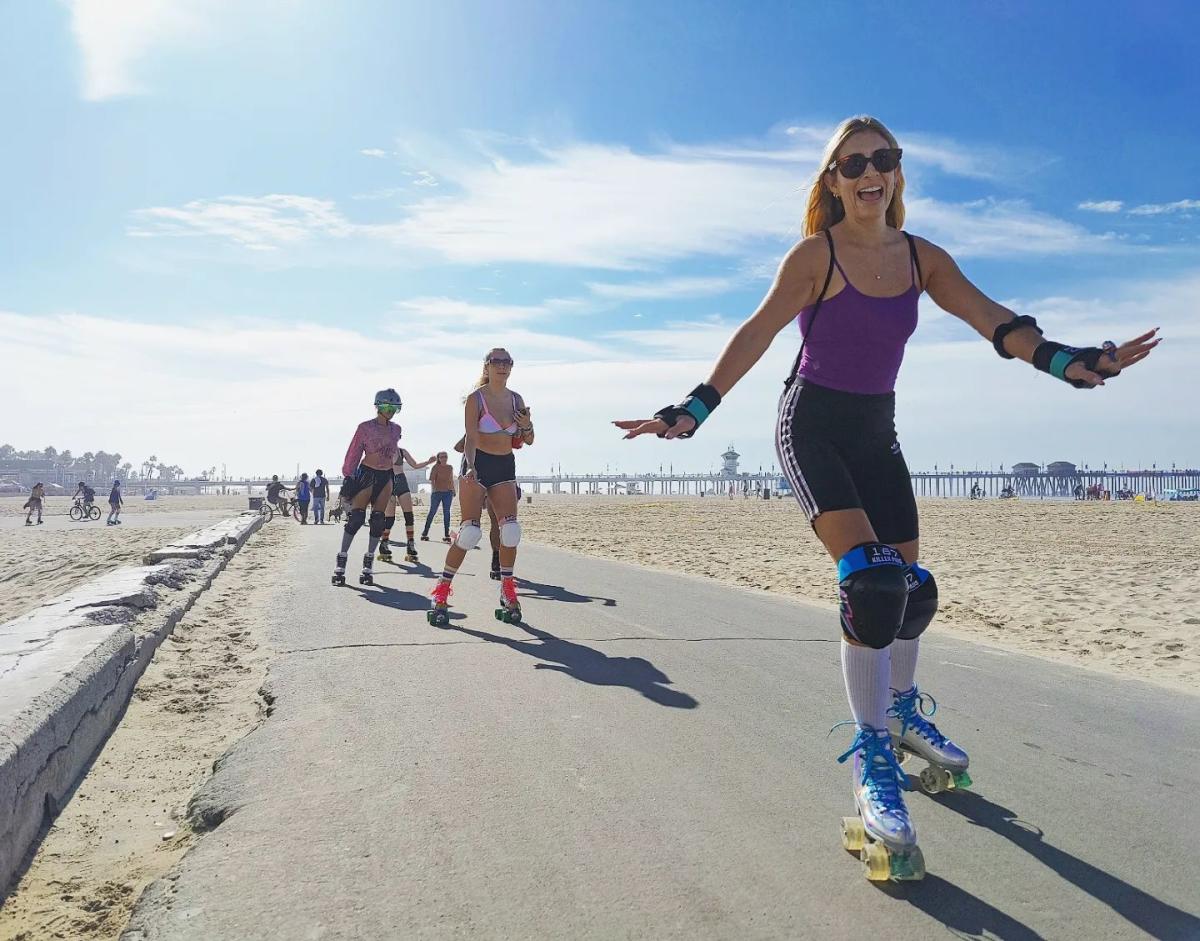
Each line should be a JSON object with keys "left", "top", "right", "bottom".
{"left": 1128, "top": 199, "right": 1200, "bottom": 216}
{"left": 360, "top": 148, "right": 388, "bottom": 158}
{"left": 68, "top": 0, "right": 231, "bottom": 101}
{"left": 129, "top": 129, "right": 1120, "bottom": 268}
{"left": 587, "top": 276, "right": 741, "bottom": 300}
{"left": 907, "top": 196, "right": 1118, "bottom": 258}
{"left": 1, "top": 266, "right": 1195, "bottom": 479}
{"left": 1078, "top": 200, "right": 1125, "bottom": 213}
{"left": 128, "top": 195, "right": 362, "bottom": 251}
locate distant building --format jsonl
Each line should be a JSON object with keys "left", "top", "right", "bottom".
{"left": 721, "top": 446, "right": 740, "bottom": 478}
{"left": 1012, "top": 462, "right": 1040, "bottom": 476}
{"left": 1047, "top": 461, "right": 1078, "bottom": 476}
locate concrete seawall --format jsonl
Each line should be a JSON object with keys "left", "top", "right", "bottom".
{"left": 0, "top": 512, "right": 265, "bottom": 893}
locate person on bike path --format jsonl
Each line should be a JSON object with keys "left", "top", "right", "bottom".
{"left": 311, "top": 469, "right": 330, "bottom": 524}
{"left": 107, "top": 479, "right": 123, "bottom": 525}
{"left": 296, "top": 473, "right": 312, "bottom": 524}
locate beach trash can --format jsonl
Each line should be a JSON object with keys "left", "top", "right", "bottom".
{"left": 248, "top": 496, "right": 264, "bottom": 511}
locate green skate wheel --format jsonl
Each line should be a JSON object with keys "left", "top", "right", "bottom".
{"left": 840, "top": 816, "right": 865, "bottom": 853}
{"left": 889, "top": 846, "right": 925, "bottom": 881}
{"left": 952, "top": 770, "right": 972, "bottom": 790}
{"left": 861, "top": 841, "right": 890, "bottom": 881}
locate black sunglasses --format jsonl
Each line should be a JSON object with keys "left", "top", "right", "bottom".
{"left": 487, "top": 357, "right": 513, "bottom": 366}
{"left": 827, "top": 147, "right": 902, "bottom": 180}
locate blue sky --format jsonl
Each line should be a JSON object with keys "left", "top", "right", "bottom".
{"left": 2, "top": 0, "right": 1197, "bottom": 478}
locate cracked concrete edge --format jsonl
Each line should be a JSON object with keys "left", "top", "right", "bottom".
{"left": 0, "top": 512, "right": 264, "bottom": 895}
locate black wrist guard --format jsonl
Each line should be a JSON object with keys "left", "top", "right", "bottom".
{"left": 1032, "top": 341, "right": 1117, "bottom": 389}
{"left": 654, "top": 383, "right": 722, "bottom": 438}
{"left": 992, "top": 314, "right": 1042, "bottom": 359}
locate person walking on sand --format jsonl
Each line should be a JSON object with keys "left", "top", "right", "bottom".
{"left": 24, "top": 482, "right": 45, "bottom": 525}
{"left": 420, "top": 452, "right": 456, "bottom": 544}
{"left": 333, "top": 389, "right": 404, "bottom": 586}
{"left": 428, "top": 348, "right": 534, "bottom": 626}
{"left": 615, "top": 115, "right": 1159, "bottom": 882}
{"left": 106, "top": 479, "right": 124, "bottom": 525}
{"left": 311, "top": 469, "right": 330, "bottom": 524}
{"left": 378, "top": 447, "right": 436, "bottom": 564}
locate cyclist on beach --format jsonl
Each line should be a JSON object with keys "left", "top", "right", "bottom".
{"left": 266, "top": 476, "right": 292, "bottom": 519}
{"left": 333, "top": 389, "right": 403, "bottom": 586}
{"left": 428, "top": 349, "right": 534, "bottom": 625}
{"left": 73, "top": 481, "right": 96, "bottom": 517}
{"left": 616, "top": 115, "right": 1159, "bottom": 880}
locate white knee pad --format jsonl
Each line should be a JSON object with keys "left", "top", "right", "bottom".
{"left": 500, "top": 517, "right": 522, "bottom": 548}
{"left": 455, "top": 521, "right": 482, "bottom": 550}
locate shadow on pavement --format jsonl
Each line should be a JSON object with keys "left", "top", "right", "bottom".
{"left": 879, "top": 873, "right": 1043, "bottom": 940}
{"left": 516, "top": 578, "right": 617, "bottom": 607}
{"left": 927, "top": 788, "right": 1200, "bottom": 940}
{"left": 353, "top": 583, "right": 430, "bottom": 612}
{"left": 449, "top": 620, "right": 698, "bottom": 709}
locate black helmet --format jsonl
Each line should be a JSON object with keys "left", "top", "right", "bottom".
{"left": 374, "top": 388, "right": 402, "bottom": 411}
{"left": 272, "top": 475, "right": 279, "bottom": 481}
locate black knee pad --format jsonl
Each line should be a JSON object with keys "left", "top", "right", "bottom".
{"left": 837, "top": 543, "right": 909, "bottom": 649}
{"left": 344, "top": 508, "right": 366, "bottom": 536}
{"left": 403, "top": 510, "right": 414, "bottom": 527}
{"left": 898, "top": 565, "right": 938, "bottom": 639}
{"left": 384, "top": 514, "right": 395, "bottom": 530}
{"left": 369, "top": 510, "right": 386, "bottom": 538}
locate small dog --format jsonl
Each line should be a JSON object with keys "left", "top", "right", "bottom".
{"left": 329, "top": 498, "right": 346, "bottom": 523}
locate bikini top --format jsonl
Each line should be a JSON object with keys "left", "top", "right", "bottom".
{"left": 477, "top": 390, "right": 519, "bottom": 434}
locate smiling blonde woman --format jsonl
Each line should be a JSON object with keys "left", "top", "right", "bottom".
{"left": 616, "top": 115, "right": 1159, "bottom": 881}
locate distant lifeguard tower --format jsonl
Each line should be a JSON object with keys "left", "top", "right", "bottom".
{"left": 720, "top": 445, "right": 740, "bottom": 479}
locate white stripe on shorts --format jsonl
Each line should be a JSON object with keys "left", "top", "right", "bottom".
{"left": 775, "top": 380, "right": 819, "bottom": 520}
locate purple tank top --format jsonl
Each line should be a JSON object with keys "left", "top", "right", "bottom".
{"left": 795, "top": 233, "right": 920, "bottom": 395}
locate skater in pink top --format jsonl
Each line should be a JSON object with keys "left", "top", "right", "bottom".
{"left": 331, "top": 388, "right": 404, "bottom": 586}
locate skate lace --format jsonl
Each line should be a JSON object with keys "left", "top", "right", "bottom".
{"left": 833, "top": 724, "right": 909, "bottom": 805}
{"left": 887, "top": 686, "right": 949, "bottom": 748}
{"left": 431, "top": 582, "right": 453, "bottom": 604}
{"left": 500, "top": 577, "right": 518, "bottom": 604}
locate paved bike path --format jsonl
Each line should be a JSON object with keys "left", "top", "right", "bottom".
{"left": 122, "top": 529, "right": 1200, "bottom": 940}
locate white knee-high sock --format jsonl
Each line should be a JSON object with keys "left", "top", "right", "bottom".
{"left": 889, "top": 637, "right": 920, "bottom": 695}
{"left": 841, "top": 640, "right": 892, "bottom": 731}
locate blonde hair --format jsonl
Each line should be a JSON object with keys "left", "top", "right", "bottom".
{"left": 466, "top": 348, "right": 510, "bottom": 399}
{"left": 803, "top": 116, "right": 906, "bottom": 237}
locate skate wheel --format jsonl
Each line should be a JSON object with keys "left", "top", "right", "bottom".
{"left": 918, "top": 766, "right": 950, "bottom": 795}
{"left": 890, "top": 845, "right": 926, "bottom": 881}
{"left": 840, "top": 816, "right": 865, "bottom": 852}
{"left": 861, "top": 841, "right": 891, "bottom": 882}
{"left": 952, "top": 770, "right": 973, "bottom": 790}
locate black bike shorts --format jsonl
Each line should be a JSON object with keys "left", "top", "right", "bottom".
{"left": 775, "top": 379, "right": 918, "bottom": 545}
{"left": 463, "top": 449, "right": 516, "bottom": 490}
{"left": 392, "top": 472, "right": 411, "bottom": 498}
{"left": 343, "top": 465, "right": 394, "bottom": 504}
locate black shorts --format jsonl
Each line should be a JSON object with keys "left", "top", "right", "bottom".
{"left": 343, "top": 465, "right": 394, "bottom": 504}
{"left": 392, "top": 472, "right": 410, "bottom": 498}
{"left": 464, "top": 449, "right": 516, "bottom": 489}
{"left": 775, "top": 379, "right": 918, "bottom": 544}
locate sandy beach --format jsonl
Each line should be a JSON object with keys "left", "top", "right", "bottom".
{"left": 519, "top": 494, "right": 1200, "bottom": 694}
{"left": 0, "top": 495, "right": 249, "bottom": 625}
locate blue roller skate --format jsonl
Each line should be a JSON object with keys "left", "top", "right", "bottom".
{"left": 888, "top": 686, "right": 971, "bottom": 795}
{"left": 837, "top": 725, "right": 925, "bottom": 882}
